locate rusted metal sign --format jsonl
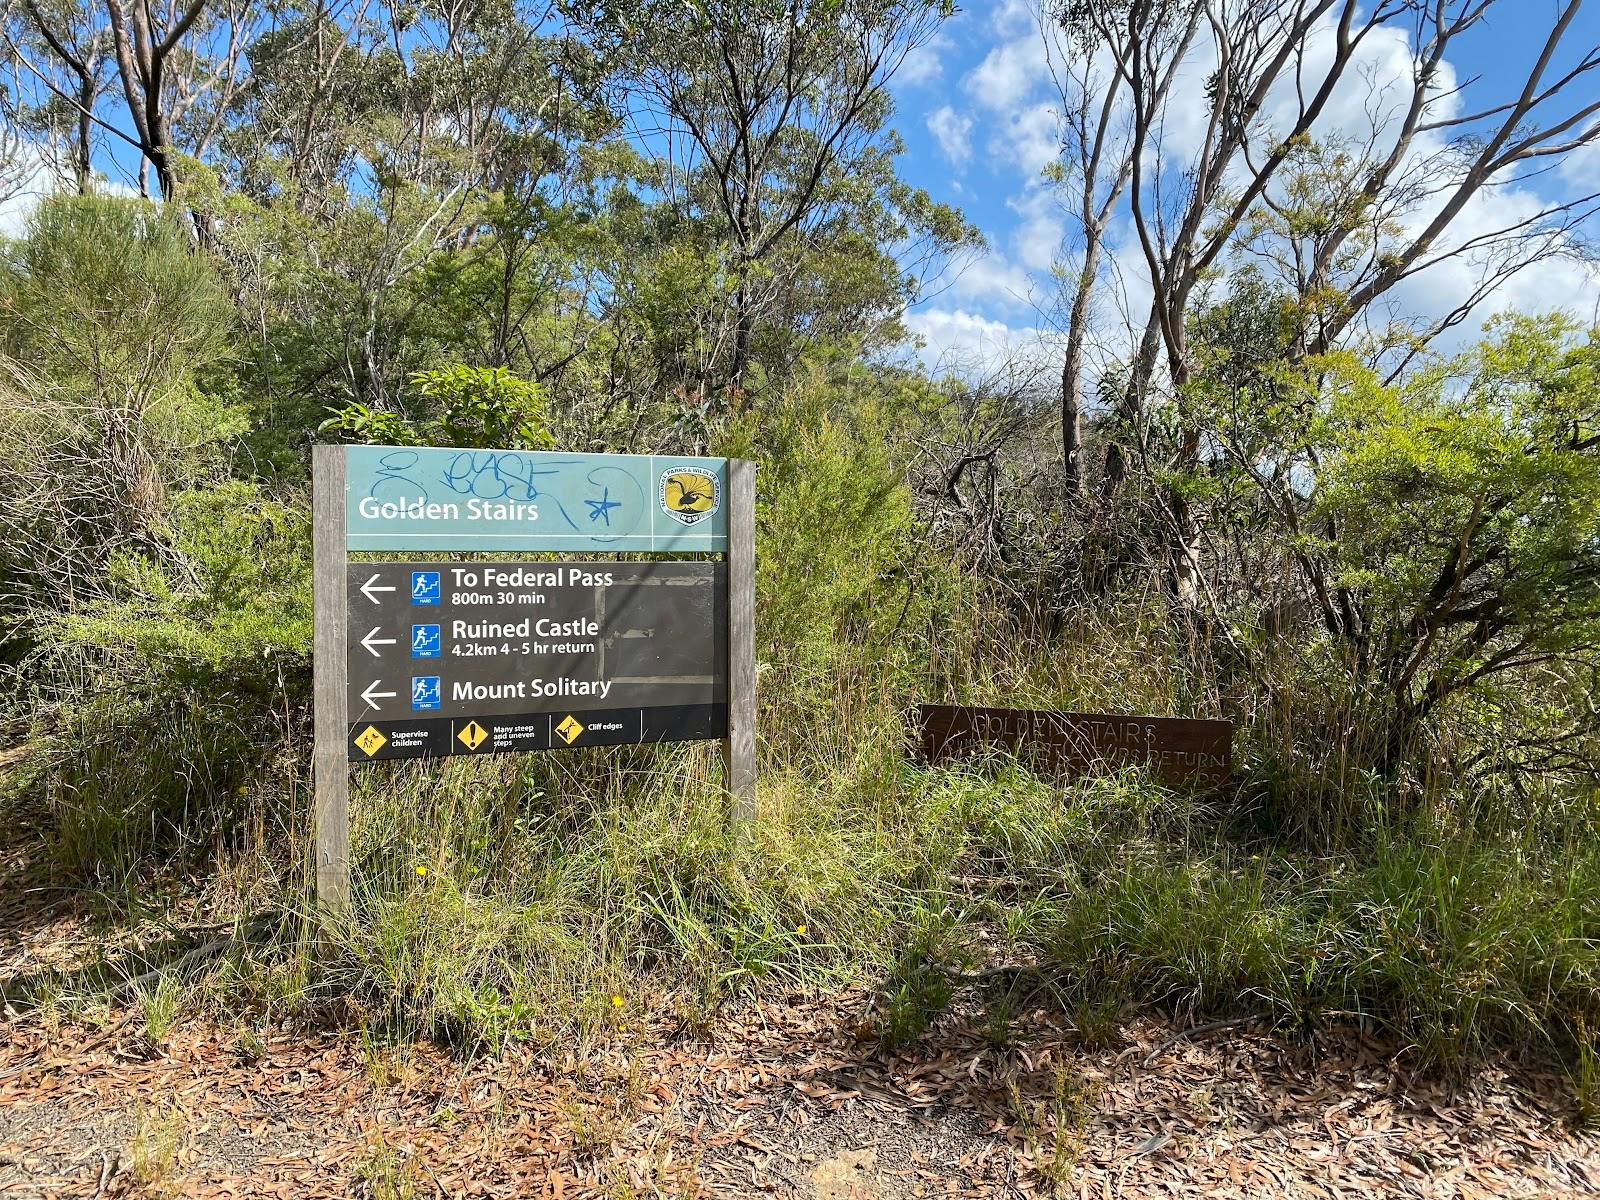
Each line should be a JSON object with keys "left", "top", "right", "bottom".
{"left": 915, "top": 704, "right": 1232, "bottom": 789}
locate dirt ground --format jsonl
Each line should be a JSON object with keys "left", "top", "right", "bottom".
{"left": 3, "top": 988, "right": 1598, "bottom": 1199}
{"left": 3, "top": 792, "right": 1598, "bottom": 1198}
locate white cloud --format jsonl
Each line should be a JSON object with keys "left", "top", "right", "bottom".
{"left": 947, "top": 251, "right": 1036, "bottom": 313}
{"left": 1560, "top": 140, "right": 1600, "bottom": 191}
{"left": 1008, "top": 187, "right": 1065, "bottom": 272}
{"left": 986, "top": 0, "right": 1038, "bottom": 41}
{"left": 0, "top": 141, "right": 143, "bottom": 235}
{"left": 926, "top": 105, "right": 974, "bottom": 167}
{"left": 0, "top": 188, "right": 37, "bottom": 237}
{"left": 902, "top": 307, "right": 1048, "bottom": 376}
{"left": 1083, "top": 9, "right": 1595, "bottom": 345}
{"left": 1236, "top": 12, "right": 1591, "bottom": 344}
{"left": 903, "top": 5, "right": 1600, "bottom": 380}
{"left": 955, "top": 3, "right": 1064, "bottom": 176}
{"left": 1382, "top": 175, "right": 1600, "bottom": 344}
{"left": 964, "top": 38, "right": 1048, "bottom": 117}
{"left": 995, "top": 103, "right": 1059, "bottom": 179}
{"left": 898, "top": 31, "right": 954, "bottom": 89}
{"left": 0, "top": 143, "right": 66, "bottom": 236}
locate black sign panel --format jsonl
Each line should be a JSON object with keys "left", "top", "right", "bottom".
{"left": 345, "top": 561, "right": 726, "bottom": 762}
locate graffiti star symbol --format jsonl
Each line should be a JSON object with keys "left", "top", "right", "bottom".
{"left": 583, "top": 488, "right": 623, "bottom": 527}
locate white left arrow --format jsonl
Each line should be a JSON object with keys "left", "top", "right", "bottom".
{"left": 360, "top": 627, "right": 397, "bottom": 657}
{"left": 360, "top": 680, "right": 397, "bottom": 709}
{"left": 360, "top": 574, "right": 397, "bottom": 604}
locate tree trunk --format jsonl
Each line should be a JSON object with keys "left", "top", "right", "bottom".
{"left": 1060, "top": 254, "right": 1099, "bottom": 500}
{"left": 729, "top": 282, "right": 754, "bottom": 395}
{"left": 1062, "top": 349, "right": 1084, "bottom": 500}
{"left": 1164, "top": 343, "right": 1203, "bottom": 613}
{"left": 148, "top": 142, "right": 175, "bottom": 200}
{"left": 1379, "top": 703, "right": 1422, "bottom": 780}
{"left": 19, "top": 2, "right": 100, "bottom": 194}
{"left": 73, "top": 78, "right": 94, "bottom": 192}
{"left": 1100, "top": 312, "right": 1161, "bottom": 501}
{"left": 104, "top": 0, "right": 207, "bottom": 202}
{"left": 1167, "top": 487, "right": 1203, "bottom": 609}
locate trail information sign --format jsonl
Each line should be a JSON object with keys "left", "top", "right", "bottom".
{"left": 344, "top": 561, "right": 726, "bottom": 761}
{"left": 312, "top": 445, "right": 756, "bottom": 907}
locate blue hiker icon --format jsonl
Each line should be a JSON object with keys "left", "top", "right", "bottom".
{"left": 411, "top": 676, "right": 441, "bottom": 710}
{"left": 411, "top": 571, "right": 441, "bottom": 605}
{"left": 411, "top": 624, "right": 441, "bottom": 658}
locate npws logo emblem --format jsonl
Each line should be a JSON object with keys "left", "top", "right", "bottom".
{"left": 660, "top": 468, "right": 720, "bottom": 526}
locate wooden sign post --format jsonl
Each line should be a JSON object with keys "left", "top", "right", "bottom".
{"left": 723, "top": 460, "right": 756, "bottom": 823}
{"left": 311, "top": 445, "right": 350, "bottom": 908}
{"left": 311, "top": 445, "right": 756, "bottom": 908}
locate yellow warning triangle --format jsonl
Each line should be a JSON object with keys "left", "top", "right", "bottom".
{"left": 355, "top": 726, "right": 387, "bottom": 756}
{"left": 457, "top": 721, "right": 488, "bottom": 750}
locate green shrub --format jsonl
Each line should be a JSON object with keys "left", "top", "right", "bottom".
{"left": 39, "top": 484, "right": 310, "bottom": 878}
{"left": 0, "top": 195, "right": 239, "bottom": 641}
{"left": 743, "top": 361, "right": 963, "bottom": 765}
{"left": 319, "top": 365, "right": 554, "bottom": 449}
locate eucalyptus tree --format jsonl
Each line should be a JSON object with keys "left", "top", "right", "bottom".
{"left": 1044, "top": 0, "right": 1199, "bottom": 500}
{"left": 581, "top": 0, "right": 958, "bottom": 393}
{"left": 2, "top": 0, "right": 110, "bottom": 192}
{"left": 211, "top": 0, "right": 618, "bottom": 412}
{"left": 1050, "top": 0, "right": 1600, "bottom": 613}
{"left": 7, "top": 0, "right": 258, "bottom": 198}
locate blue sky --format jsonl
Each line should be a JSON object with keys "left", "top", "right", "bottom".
{"left": 4, "top": 0, "right": 1594, "bottom": 375}
{"left": 885, "top": 1, "right": 1600, "bottom": 373}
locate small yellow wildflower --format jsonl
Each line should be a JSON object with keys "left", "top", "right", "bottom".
{"left": 415, "top": 865, "right": 428, "bottom": 877}
{"left": 795, "top": 924, "right": 808, "bottom": 936}
{"left": 611, "top": 994, "right": 624, "bottom": 1008}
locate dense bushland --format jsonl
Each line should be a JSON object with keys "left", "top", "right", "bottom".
{"left": 1, "top": 0, "right": 1598, "bottom": 1097}
{"left": 2, "top": 209, "right": 1595, "bottom": 1077}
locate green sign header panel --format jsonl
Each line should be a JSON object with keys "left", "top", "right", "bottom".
{"left": 344, "top": 445, "right": 729, "bottom": 552}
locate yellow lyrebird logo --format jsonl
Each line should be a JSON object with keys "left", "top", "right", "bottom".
{"left": 660, "top": 468, "right": 719, "bottom": 526}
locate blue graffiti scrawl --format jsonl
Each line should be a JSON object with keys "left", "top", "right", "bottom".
{"left": 584, "top": 486, "right": 623, "bottom": 527}
{"left": 343, "top": 445, "right": 728, "bottom": 553}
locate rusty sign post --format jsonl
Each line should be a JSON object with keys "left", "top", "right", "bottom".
{"left": 916, "top": 704, "right": 1232, "bottom": 790}
{"left": 312, "top": 445, "right": 756, "bottom": 908}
